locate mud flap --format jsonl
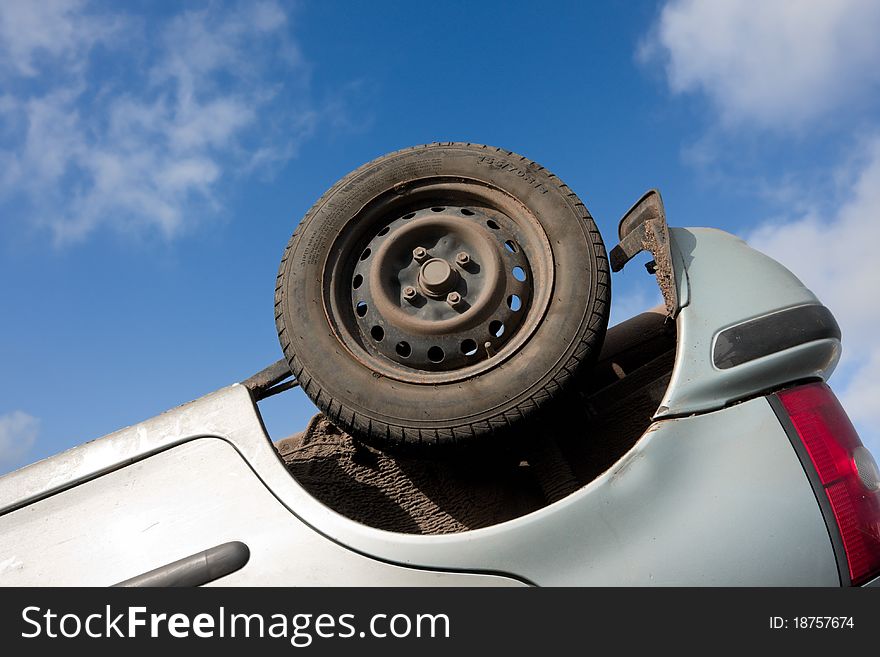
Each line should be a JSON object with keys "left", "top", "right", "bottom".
{"left": 609, "top": 190, "right": 681, "bottom": 317}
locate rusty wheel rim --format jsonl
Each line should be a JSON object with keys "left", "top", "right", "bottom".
{"left": 325, "top": 178, "right": 554, "bottom": 384}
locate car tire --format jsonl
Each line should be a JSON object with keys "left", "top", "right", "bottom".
{"left": 275, "top": 142, "right": 610, "bottom": 448}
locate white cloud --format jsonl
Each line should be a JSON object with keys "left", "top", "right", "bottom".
{"left": 0, "top": 411, "right": 39, "bottom": 469}
{"left": 748, "top": 136, "right": 880, "bottom": 455}
{"left": 642, "top": 0, "right": 880, "bottom": 129}
{"left": 0, "top": 0, "right": 122, "bottom": 77}
{"left": 0, "top": 1, "right": 323, "bottom": 244}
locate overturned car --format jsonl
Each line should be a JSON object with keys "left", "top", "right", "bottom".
{"left": 1, "top": 143, "right": 878, "bottom": 587}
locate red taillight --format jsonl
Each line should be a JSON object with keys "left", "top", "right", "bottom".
{"left": 778, "top": 382, "right": 880, "bottom": 585}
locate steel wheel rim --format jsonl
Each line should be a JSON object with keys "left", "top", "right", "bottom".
{"left": 325, "top": 178, "right": 555, "bottom": 384}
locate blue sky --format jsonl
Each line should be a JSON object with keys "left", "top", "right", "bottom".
{"left": 1, "top": 0, "right": 879, "bottom": 474}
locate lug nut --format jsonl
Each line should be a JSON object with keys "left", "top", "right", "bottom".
{"left": 446, "top": 291, "right": 462, "bottom": 307}
{"left": 403, "top": 286, "right": 417, "bottom": 301}
{"left": 455, "top": 252, "right": 470, "bottom": 266}
{"left": 413, "top": 247, "right": 428, "bottom": 262}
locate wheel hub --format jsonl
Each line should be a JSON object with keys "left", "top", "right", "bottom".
{"left": 418, "top": 258, "right": 458, "bottom": 298}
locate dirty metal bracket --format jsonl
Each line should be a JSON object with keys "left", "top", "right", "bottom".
{"left": 242, "top": 358, "right": 298, "bottom": 401}
{"left": 609, "top": 189, "right": 679, "bottom": 316}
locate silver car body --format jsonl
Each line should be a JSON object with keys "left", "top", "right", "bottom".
{"left": 0, "top": 227, "right": 864, "bottom": 586}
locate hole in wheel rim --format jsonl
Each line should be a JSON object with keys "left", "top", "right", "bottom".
{"left": 507, "top": 294, "right": 521, "bottom": 311}
{"left": 512, "top": 266, "right": 526, "bottom": 282}
{"left": 427, "top": 346, "right": 445, "bottom": 362}
{"left": 396, "top": 341, "right": 412, "bottom": 358}
{"left": 460, "top": 208, "right": 475, "bottom": 216}
{"left": 360, "top": 248, "right": 371, "bottom": 261}
{"left": 370, "top": 325, "right": 384, "bottom": 341}
{"left": 461, "top": 339, "right": 478, "bottom": 356}
{"left": 504, "top": 240, "right": 518, "bottom": 253}
{"left": 356, "top": 301, "right": 368, "bottom": 317}
{"left": 486, "top": 219, "right": 500, "bottom": 230}
{"left": 377, "top": 226, "right": 390, "bottom": 236}
{"left": 352, "top": 274, "right": 363, "bottom": 289}
{"left": 431, "top": 207, "right": 445, "bottom": 212}
{"left": 489, "top": 320, "right": 505, "bottom": 337}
